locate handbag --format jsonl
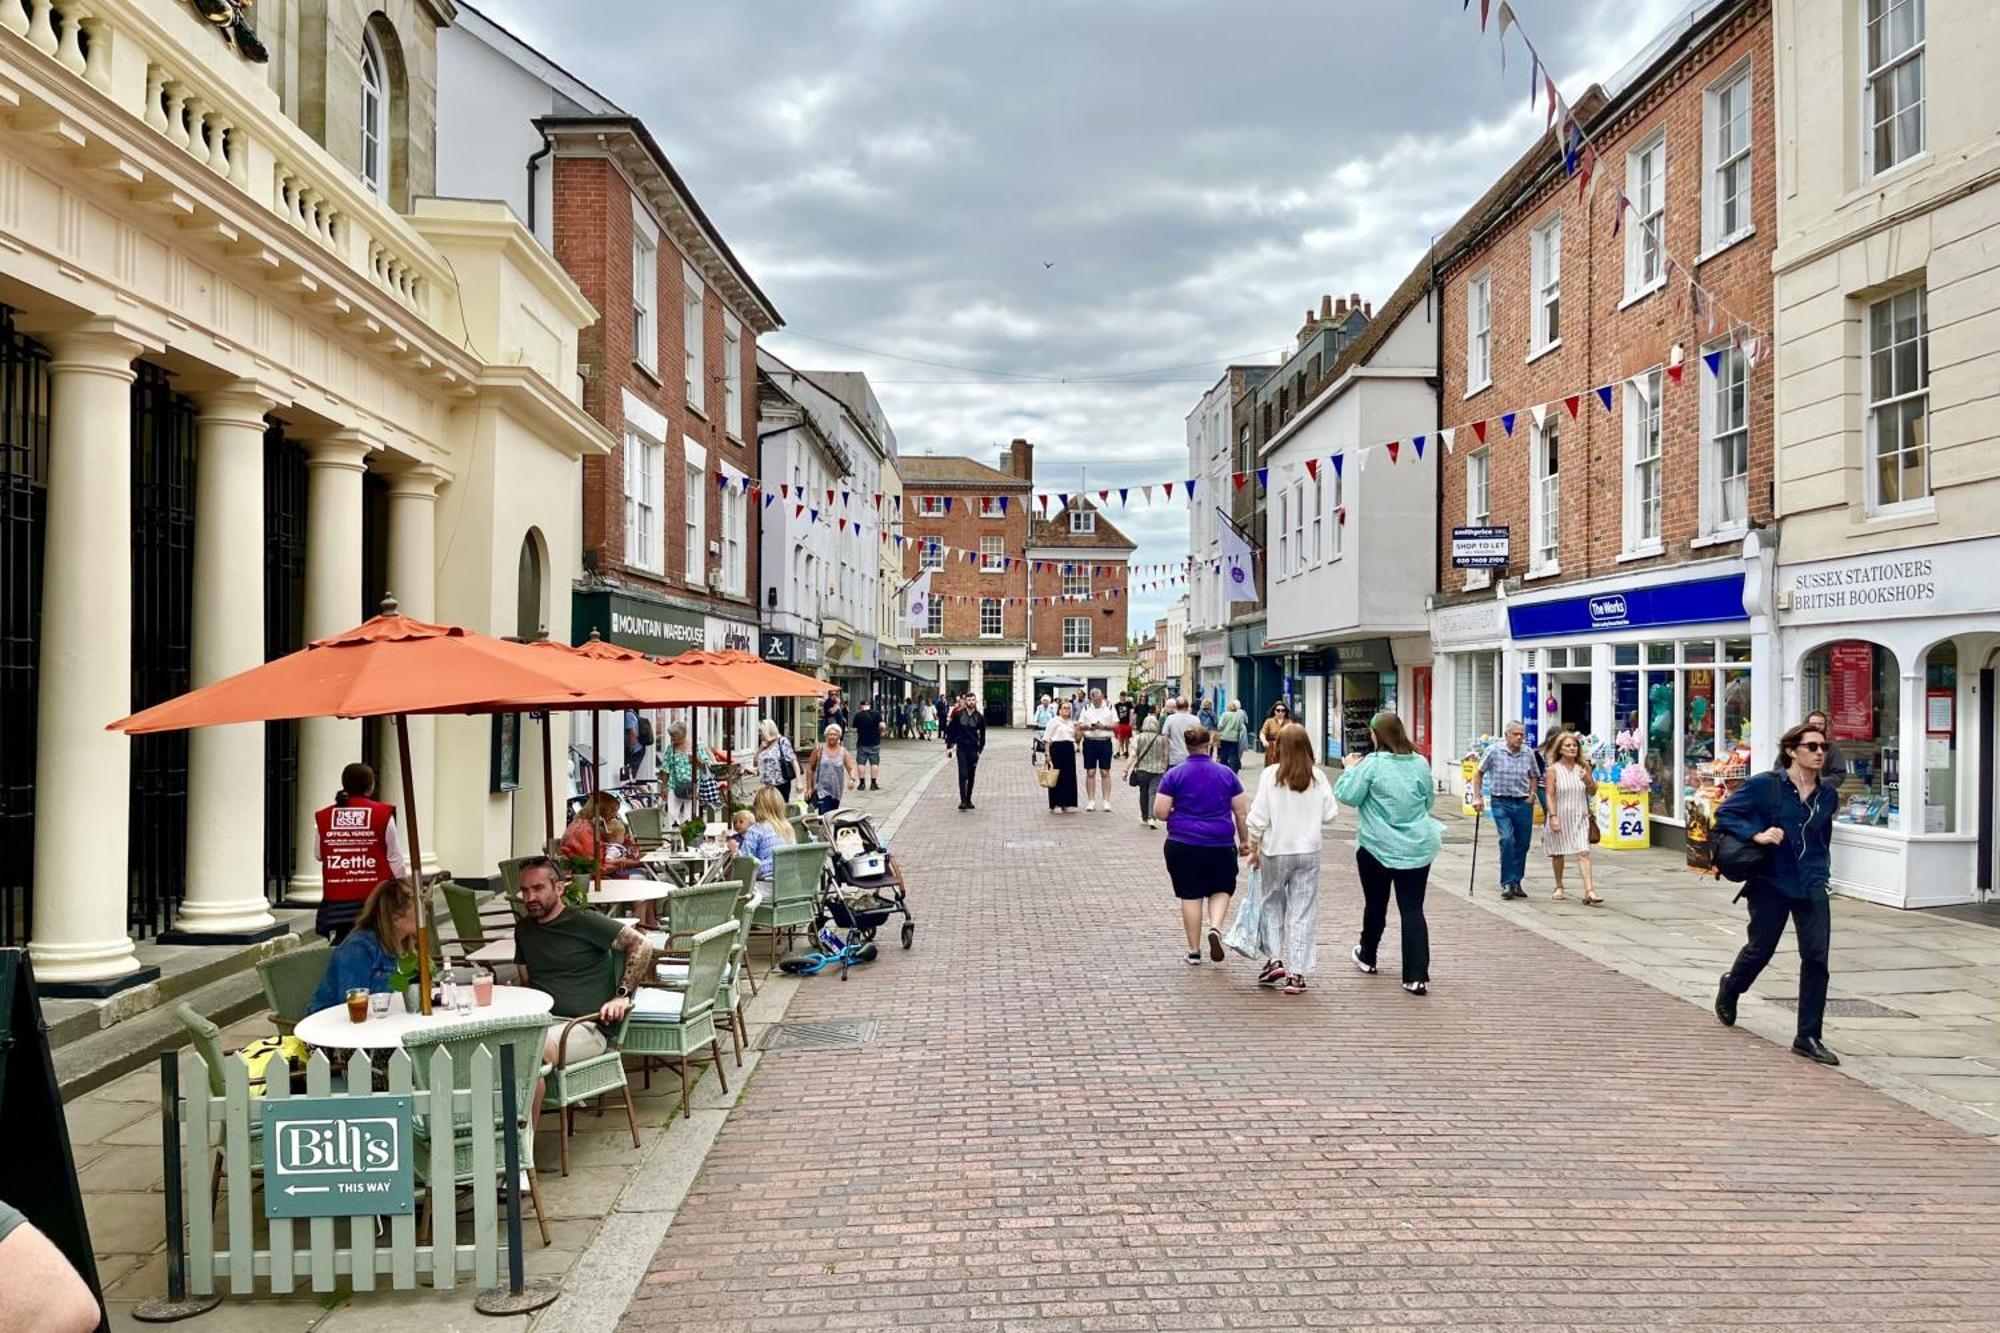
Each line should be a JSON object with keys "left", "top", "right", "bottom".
{"left": 1035, "top": 760, "right": 1060, "bottom": 790}
{"left": 1222, "top": 866, "right": 1264, "bottom": 959}
{"left": 778, "top": 739, "right": 798, "bottom": 785}
{"left": 1587, "top": 815, "right": 1602, "bottom": 845}
{"left": 1126, "top": 734, "right": 1157, "bottom": 787}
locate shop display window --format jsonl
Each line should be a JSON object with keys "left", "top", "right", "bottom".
{"left": 1800, "top": 639, "right": 1901, "bottom": 828}
{"left": 1609, "top": 637, "right": 1755, "bottom": 822}
{"left": 1922, "top": 642, "right": 1957, "bottom": 833}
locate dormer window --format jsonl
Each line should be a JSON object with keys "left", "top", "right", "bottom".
{"left": 1068, "top": 507, "right": 1095, "bottom": 534}
{"left": 360, "top": 28, "right": 388, "bottom": 199}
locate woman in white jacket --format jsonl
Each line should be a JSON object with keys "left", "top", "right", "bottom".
{"left": 1245, "top": 722, "right": 1340, "bottom": 995}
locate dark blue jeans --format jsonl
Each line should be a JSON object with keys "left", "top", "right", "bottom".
{"left": 1490, "top": 796, "right": 1533, "bottom": 889}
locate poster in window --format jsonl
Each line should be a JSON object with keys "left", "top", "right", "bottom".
{"left": 1827, "top": 643, "right": 1874, "bottom": 740}
{"left": 491, "top": 712, "right": 521, "bottom": 792}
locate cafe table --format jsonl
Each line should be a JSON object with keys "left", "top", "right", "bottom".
{"left": 293, "top": 985, "right": 554, "bottom": 1051}
{"left": 584, "top": 880, "right": 672, "bottom": 907}
{"left": 642, "top": 845, "right": 733, "bottom": 887}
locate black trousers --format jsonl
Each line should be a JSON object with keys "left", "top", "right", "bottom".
{"left": 1723, "top": 887, "right": 1831, "bottom": 1041}
{"left": 955, "top": 747, "right": 980, "bottom": 806}
{"left": 1355, "top": 848, "right": 1431, "bottom": 984}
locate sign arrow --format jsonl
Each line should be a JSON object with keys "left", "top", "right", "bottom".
{"left": 283, "top": 1185, "right": 330, "bottom": 1196}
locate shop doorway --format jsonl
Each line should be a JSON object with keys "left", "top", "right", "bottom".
{"left": 981, "top": 661, "right": 1013, "bottom": 726}
{"left": 1550, "top": 672, "right": 1592, "bottom": 734}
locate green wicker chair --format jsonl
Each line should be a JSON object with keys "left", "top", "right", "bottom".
{"left": 254, "top": 949, "right": 329, "bottom": 1037}
{"left": 621, "top": 921, "right": 736, "bottom": 1122}
{"left": 538, "top": 955, "right": 641, "bottom": 1177}
{"left": 663, "top": 881, "right": 741, "bottom": 945}
{"left": 176, "top": 1004, "right": 265, "bottom": 1210}
{"left": 403, "top": 1012, "right": 554, "bottom": 1246}
{"left": 439, "top": 881, "right": 486, "bottom": 963}
{"left": 753, "top": 842, "right": 828, "bottom": 953}
{"left": 657, "top": 884, "right": 758, "bottom": 1066}
{"left": 624, "top": 805, "right": 665, "bottom": 853}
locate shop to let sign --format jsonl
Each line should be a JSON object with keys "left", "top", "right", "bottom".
{"left": 1828, "top": 642, "right": 1874, "bottom": 741}
{"left": 1451, "top": 526, "right": 1510, "bottom": 569}
{"left": 261, "top": 1094, "right": 415, "bottom": 1219}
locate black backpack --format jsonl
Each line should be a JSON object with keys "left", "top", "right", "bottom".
{"left": 1711, "top": 774, "right": 1772, "bottom": 883}
{"left": 635, "top": 714, "right": 655, "bottom": 748}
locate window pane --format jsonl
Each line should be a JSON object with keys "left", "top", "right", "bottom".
{"left": 1647, "top": 642, "right": 1675, "bottom": 664}
{"left": 1614, "top": 643, "right": 1639, "bottom": 666}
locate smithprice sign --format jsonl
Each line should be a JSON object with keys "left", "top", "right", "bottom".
{"left": 1450, "top": 526, "right": 1510, "bottom": 569}
{"left": 261, "top": 1094, "right": 415, "bottom": 1219}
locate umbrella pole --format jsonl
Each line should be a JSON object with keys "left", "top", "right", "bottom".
{"left": 540, "top": 710, "right": 555, "bottom": 848}
{"left": 395, "top": 711, "right": 434, "bottom": 1017}
{"left": 591, "top": 709, "right": 602, "bottom": 793}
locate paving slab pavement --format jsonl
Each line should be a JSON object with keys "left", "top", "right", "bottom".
{"left": 627, "top": 731, "right": 2000, "bottom": 1331}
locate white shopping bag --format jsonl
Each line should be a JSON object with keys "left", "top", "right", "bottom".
{"left": 1222, "top": 865, "right": 1264, "bottom": 959}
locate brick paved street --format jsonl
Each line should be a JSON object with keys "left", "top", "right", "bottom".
{"left": 626, "top": 733, "right": 2000, "bottom": 1332}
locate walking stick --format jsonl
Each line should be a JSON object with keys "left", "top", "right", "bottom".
{"left": 1467, "top": 802, "right": 1482, "bottom": 898}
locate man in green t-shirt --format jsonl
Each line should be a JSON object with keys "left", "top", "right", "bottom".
{"left": 513, "top": 857, "right": 655, "bottom": 1066}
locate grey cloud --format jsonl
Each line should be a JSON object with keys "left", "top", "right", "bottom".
{"left": 473, "top": 0, "right": 1689, "bottom": 630}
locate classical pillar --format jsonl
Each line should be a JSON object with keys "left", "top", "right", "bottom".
{"left": 374, "top": 464, "right": 445, "bottom": 873}
{"left": 166, "top": 384, "right": 283, "bottom": 942}
{"left": 28, "top": 325, "right": 157, "bottom": 991}
{"left": 286, "top": 435, "right": 374, "bottom": 903}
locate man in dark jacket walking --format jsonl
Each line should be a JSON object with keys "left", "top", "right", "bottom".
{"left": 1713, "top": 719, "right": 1843, "bottom": 1065}
{"left": 944, "top": 692, "right": 986, "bottom": 810}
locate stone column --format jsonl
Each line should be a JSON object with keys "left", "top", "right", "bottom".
{"left": 169, "top": 383, "right": 283, "bottom": 940}
{"left": 28, "top": 324, "right": 155, "bottom": 990}
{"left": 374, "top": 464, "right": 445, "bottom": 873}
{"left": 286, "top": 435, "right": 374, "bottom": 903}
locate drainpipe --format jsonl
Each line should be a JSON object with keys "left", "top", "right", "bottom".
{"left": 525, "top": 127, "right": 553, "bottom": 239}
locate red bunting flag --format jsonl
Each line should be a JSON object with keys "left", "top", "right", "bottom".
{"left": 1563, "top": 393, "right": 1581, "bottom": 419}
{"left": 1667, "top": 362, "right": 1684, "bottom": 386}
{"left": 1386, "top": 440, "right": 1401, "bottom": 463}
{"left": 1471, "top": 420, "right": 1488, "bottom": 444}
{"left": 1232, "top": 472, "right": 1248, "bottom": 490}
{"left": 1163, "top": 481, "right": 1176, "bottom": 500}
{"left": 1304, "top": 458, "right": 1319, "bottom": 481}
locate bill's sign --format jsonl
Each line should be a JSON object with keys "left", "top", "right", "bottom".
{"left": 261, "top": 1094, "right": 415, "bottom": 1219}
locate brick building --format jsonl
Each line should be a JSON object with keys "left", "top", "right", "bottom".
{"left": 899, "top": 442, "right": 1035, "bottom": 725}
{"left": 438, "top": 9, "right": 782, "bottom": 770}
{"left": 1025, "top": 500, "right": 1135, "bottom": 702}
{"left": 1429, "top": 0, "right": 1778, "bottom": 840}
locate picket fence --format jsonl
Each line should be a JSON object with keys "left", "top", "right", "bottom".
{"left": 182, "top": 1045, "right": 507, "bottom": 1296}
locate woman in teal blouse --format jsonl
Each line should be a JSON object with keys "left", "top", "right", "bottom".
{"left": 1332, "top": 712, "right": 1443, "bottom": 995}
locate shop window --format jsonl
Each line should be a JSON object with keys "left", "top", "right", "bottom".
{"left": 1612, "top": 638, "right": 1756, "bottom": 822}
{"left": 1801, "top": 639, "right": 1902, "bottom": 826}
{"left": 1452, "top": 653, "right": 1499, "bottom": 758}
{"left": 1921, "top": 641, "right": 1956, "bottom": 832}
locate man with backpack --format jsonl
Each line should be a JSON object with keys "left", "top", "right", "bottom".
{"left": 1711, "top": 719, "right": 1842, "bottom": 1066}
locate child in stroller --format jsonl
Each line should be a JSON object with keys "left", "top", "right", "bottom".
{"left": 815, "top": 807, "right": 916, "bottom": 950}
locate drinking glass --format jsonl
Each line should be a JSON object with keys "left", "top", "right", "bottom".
{"left": 368, "top": 991, "right": 390, "bottom": 1018}
{"left": 345, "top": 988, "right": 370, "bottom": 1024}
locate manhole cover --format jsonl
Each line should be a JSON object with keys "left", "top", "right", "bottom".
{"left": 760, "top": 1018, "right": 883, "bottom": 1051}
{"left": 1004, "top": 838, "right": 1057, "bottom": 849}
{"left": 1763, "top": 997, "right": 1911, "bottom": 1019}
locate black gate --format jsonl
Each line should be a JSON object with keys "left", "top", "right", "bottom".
{"left": 0, "top": 310, "right": 50, "bottom": 948}
{"left": 128, "top": 364, "right": 196, "bottom": 938}
{"left": 263, "top": 422, "right": 306, "bottom": 901}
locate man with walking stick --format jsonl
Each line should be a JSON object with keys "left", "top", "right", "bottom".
{"left": 1470, "top": 722, "right": 1538, "bottom": 899}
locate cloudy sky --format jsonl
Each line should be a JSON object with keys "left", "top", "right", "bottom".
{"left": 476, "top": 0, "right": 1693, "bottom": 632}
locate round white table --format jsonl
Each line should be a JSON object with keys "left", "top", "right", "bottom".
{"left": 584, "top": 880, "right": 671, "bottom": 906}
{"left": 294, "top": 985, "right": 554, "bottom": 1051}
{"left": 642, "top": 848, "right": 733, "bottom": 886}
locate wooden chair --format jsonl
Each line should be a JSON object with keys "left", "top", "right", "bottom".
{"left": 254, "top": 949, "right": 329, "bottom": 1037}
{"left": 621, "top": 922, "right": 736, "bottom": 1122}
{"left": 404, "top": 1012, "right": 554, "bottom": 1246}
{"left": 753, "top": 842, "right": 828, "bottom": 954}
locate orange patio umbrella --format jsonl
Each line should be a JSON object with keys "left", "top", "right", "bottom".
{"left": 663, "top": 648, "right": 828, "bottom": 699}
{"left": 109, "top": 603, "right": 655, "bottom": 1013}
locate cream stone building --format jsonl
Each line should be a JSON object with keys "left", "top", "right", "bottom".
{"left": 1770, "top": 0, "right": 2000, "bottom": 905}
{"left": 0, "top": 0, "right": 609, "bottom": 992}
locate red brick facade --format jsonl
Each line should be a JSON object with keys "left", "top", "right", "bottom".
{"left": 551, "top": 153, "right": 766, "bottom": 617}
{"left": 1434, "top": 0, "right": 1774, "bottom": 606}
{"left": 1026, "top": 506, "right": 1133, "bottom": 660}
{"left": 898, "top": 457, "right": 1032, "bottom": 645}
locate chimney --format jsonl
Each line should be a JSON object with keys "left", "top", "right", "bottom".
{"left": 1319, "top": 294, "right": 1334, "bottom": 320}
{"left": 1333, "top": 297, "right": 1347, "bottom": 318}
{"left": 1349, "top": 291, "right": 1360, "bottom": 312}
{"left": 1363, "top": 301, "right": 1373, "bottom": 319}
{"left": 1005, "top": 437, "right": 1034, "bottom": 481}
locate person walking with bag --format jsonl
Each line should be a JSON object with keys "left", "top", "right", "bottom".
{"left": 1712, "top": 720, "right": 1842, "bottom": 1065}
{"left": 1042, "top": 699, "right": 1080, "bottom": 813}
{"left": 1216, "top": 699, "right": 1249, "bottom": 772}
{"left": 1334, "top": 712, "right": 1441, "bottom": 995}
{"left": 754, "top": 719, "right": 799, "bottom": 801}
{"left": 1154, "top": 724, "right": 1250, "bottom": 965}
{"left": 804, "top": 723, "right": 860, "bottom": 815}
{"left": 1245, "top": 722, "right": 1339, "bottom": 995}
{"left": 1542, "top": 730, "right": 1601, "bottom": 904}
{"left": 1123, "top": 713, "right": 1168, "bottom": 829}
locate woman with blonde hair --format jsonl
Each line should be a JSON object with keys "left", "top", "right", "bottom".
{"left": 740, "top": 784, "right": 796, "bottom": 886}
{"left": 754, "top": 718, "right": 799, "bottom": 800}
{"left": 1333, "top": 712, "right": 1442, "bottom": 995}
{"left": 1543, "top": 729, "right": 1601, "bottom": 904}
{"left": 1245, "top": 722, "right": 1340, "bottom": 995}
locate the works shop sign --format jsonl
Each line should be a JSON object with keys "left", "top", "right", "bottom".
{"left": 261, "top": 1095, "right": 415, "bottom": 1219}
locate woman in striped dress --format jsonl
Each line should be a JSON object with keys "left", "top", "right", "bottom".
{"left": 1542, "top": 731, "right": 1601, "bottom": 904}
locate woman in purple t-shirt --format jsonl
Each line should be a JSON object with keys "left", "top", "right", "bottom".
{"left": 1153, "top": 723, "right": 1250, "bottom": 965}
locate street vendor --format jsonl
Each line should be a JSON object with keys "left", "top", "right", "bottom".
{"left": 314, "top": 762, "right": 408, "bottom": 942}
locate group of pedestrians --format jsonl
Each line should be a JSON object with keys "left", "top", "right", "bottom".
{"left": 1469, "top": 720, "right": 1603, "bottom": 905}
{"left": 1035, "top": 689, "right": 1122, "bottom": 813}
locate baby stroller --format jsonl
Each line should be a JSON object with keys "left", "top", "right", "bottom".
{"left": 814, "top": 807, "right": 916, "bottom": 950}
